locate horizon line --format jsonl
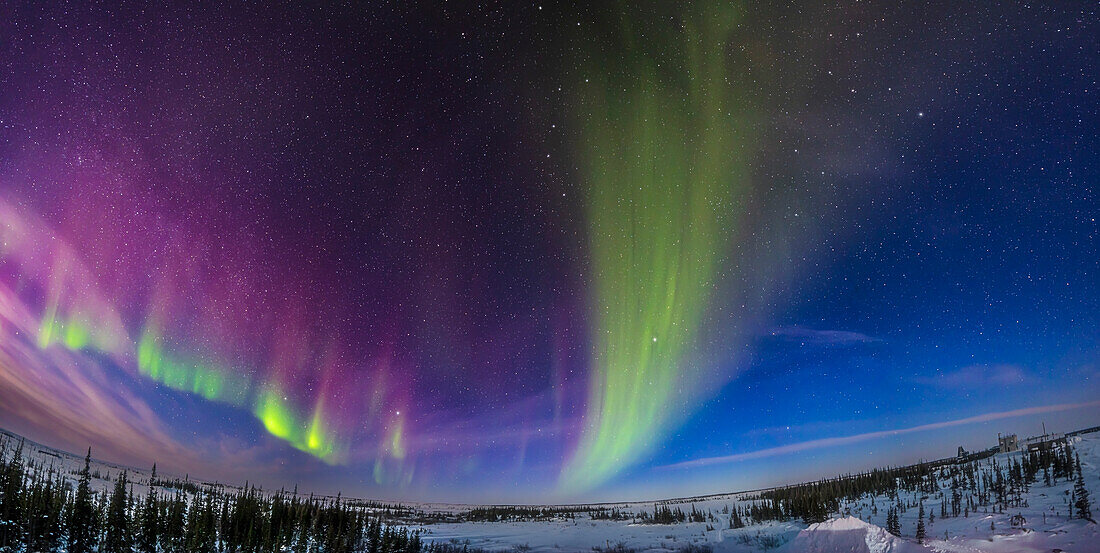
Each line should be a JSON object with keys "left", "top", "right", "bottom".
{"left": 660, "top": 399, "right": 1100, "bottom": 470}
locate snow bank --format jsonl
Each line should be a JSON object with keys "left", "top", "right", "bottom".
{"left": 780, "top": 517, "right": 927, "bottom": 553}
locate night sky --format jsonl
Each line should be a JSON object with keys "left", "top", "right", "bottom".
{"left": 0, "top": 1, "right": 1097, "bottom": 503}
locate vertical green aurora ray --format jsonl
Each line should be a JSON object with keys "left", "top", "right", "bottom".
{"left": 562, "top": 1, "right": 751, "bottom": 492}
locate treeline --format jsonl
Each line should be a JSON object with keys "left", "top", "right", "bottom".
{"left": 589, "top": 508, "right": 630, "bottom": 521}
{"left": 462, "top": 505, "right": 601, "bottom": 523}
{"left": 746, "top": 441, "right": 1093, "bottom": 530}
{"left": 2, "top": 434, "right": 1093, "bottom": 552}
{"left": 921, "top": 442, "right": 1092, "bottom": 522}
{"left": 751, "top": 461, "right": 945, "bottom": 524}
{"left": 0, "top": 442, "right": 435, "bottom": 553}
{"left": 629, "top": 441, "right": 1093, "bottom": 531}
{"left": 637, "top": 504, "right": 709, "bottom": 525}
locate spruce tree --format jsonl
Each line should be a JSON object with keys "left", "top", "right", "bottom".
{"left": 915, "top": 503, "right": 926, "bottom": 544}
{"left": 886, "top": 507, "right": 900, "bottom": 536}
{"left": 137, "top": 464, "right": 158, "bottom": 553}
{"left": 729, "top": 508, "right": 744, "bottom": 529}
{"left": 185, "top": 492, "right": 205, "bottom": 552}
{"left": 1074, "top": 454, "right": 1092, "bottom": 521}
{"left": 31, "top": 468, "right": 65, "bottom": 552}
{"left": 104, "top": 471, "right": 134, "bottom": 553}
{"left": 0, "top": 439, "right": 27, "bottom": 549}
{"left": 69, "top": 448, "right": 98, "bottom": 553}
{"left": 163, "top": 491, "right": 186, "bottom": 551}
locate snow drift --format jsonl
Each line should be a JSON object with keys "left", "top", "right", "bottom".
{"left": 781, "top": 516, "right": 927, "bottom": 553}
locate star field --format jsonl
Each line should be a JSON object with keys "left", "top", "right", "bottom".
{"left": 0, "top": 1, "right": 1096, "bottom": 502}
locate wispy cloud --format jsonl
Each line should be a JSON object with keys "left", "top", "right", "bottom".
{"left": 767, "top": 326, "right": 882, "bottom": 346}
{"left": 660, "top": 400, "right": 1100, "bottom": 470}
{"left": 915, "top": 363, "right": 1035, "bottom": 388}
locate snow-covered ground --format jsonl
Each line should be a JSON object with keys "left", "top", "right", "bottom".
{"left": 784, "top": 517, "right": 925, "bottom": 553}
{"left": 3, "top": 428, "right": 1098, "bottom": 552}
{"left": 413, "top": 433, "right": 1100, "bottom": 552}
{"left": 826, "top": 434, "right": 1100, "bottom": 552}
{"left": 0, "top": 428, "right": 162, "bottom": 497}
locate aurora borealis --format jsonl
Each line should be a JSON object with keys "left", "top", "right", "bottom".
{"left": 1, "top": 1, "right": 1098, "bottom": 503}
{"left": 561, "top": 2, "right": 750, "bottom": 492}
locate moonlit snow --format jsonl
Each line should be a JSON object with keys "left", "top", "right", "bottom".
{"left": 9, "top": 428, "right": 1096, "bottom": 552}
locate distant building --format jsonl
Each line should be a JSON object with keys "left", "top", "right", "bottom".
{"left": 998, "top": 433, "right": 1019, "bottom": 453}
{"left": 1023, "top": 422, "right": 1067, "bottom": 451}
{"left": 1068, "top": 425, "right": 1100, "bottom": 437}
{"left": 1024, "top": 432, "right": 1066, "bottom": 451}
{"left": 957, "top": 446, "right": 968, "bottom": 459}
